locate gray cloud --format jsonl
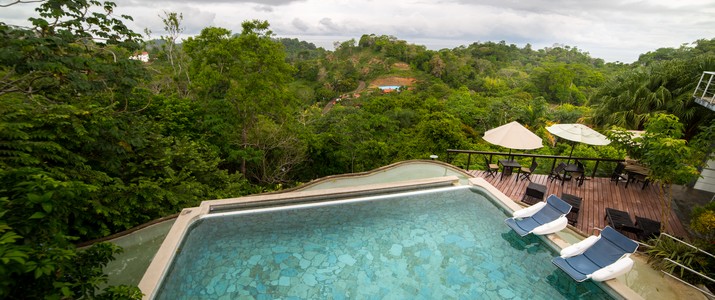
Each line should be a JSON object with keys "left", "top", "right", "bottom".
{"left": 318, "top": 18, "right": 341, "bottom": 32}
{"left": 254, "top": 5, "right": 274, "bottom": 12}
{"left": 117, "top": 0, "right": 304, "bottom": 5}
{"left": 292, "top": 18, "right": 309, "bottom": 31}
{"left": 448, "top": 0, "right": 710, "bottom": 15}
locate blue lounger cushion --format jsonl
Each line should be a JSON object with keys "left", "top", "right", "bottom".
{"left": 552, "top": 226, "right": 638, "bottom": 282}
{"left": 505, "top": 194, "right": 572, "bottom": 236}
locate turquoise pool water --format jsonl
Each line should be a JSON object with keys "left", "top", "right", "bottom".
{"left": 155, "top": 186, "right": 612, "bottom": 299}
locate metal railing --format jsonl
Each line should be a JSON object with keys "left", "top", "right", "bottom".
{"left": 446, "top": 149, "right": 625, "bottom": 178}
{"left": 657, "top": 233, "right": 715, "bottom": 298}
{"left": 693, "top": 71, "right": 715, "bottom": 110}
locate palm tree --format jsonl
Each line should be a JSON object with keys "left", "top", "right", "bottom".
{"left": 592, "top": 56, "right": 715, "bottom": 138}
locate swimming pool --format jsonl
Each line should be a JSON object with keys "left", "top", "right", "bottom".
{"left": 154, "top": 186, "right": 613, "bottom": 299}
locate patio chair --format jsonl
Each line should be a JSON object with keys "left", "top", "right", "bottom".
{"left": 517, "top": 160, "right": 538, "bottom": 182}
{"left": 521, "top": 182, "right": 547, "bottom": 205}
{"left": 548, "top": 162, "right": 567, "bottom": 183}
{"left": 604, "top": 208, "right": 641, "bottom": 236}
{"left": 484, "top": 157, "right": 499, "bottom": 178}
{"left": 561, "top": 193, "right": 582, "bottom": 226}
{"left": 570, "top": 161, "right": 586, "bottom": 187}
{"left": 635, "top": 216, "right": 661, "bottom": 241}
{"left": 611, "top": 162, "right": 628, "bottom": 186}
{"left": 505, "top": 194, "right": 571, "bottom": 236}
{"left": 552, "top": 226, "right": 638, "bottom": 282}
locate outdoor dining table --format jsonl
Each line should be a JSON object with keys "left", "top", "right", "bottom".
{"left": 624, "top": 164, "right": 650, "bottom": 189}
{"left": 498, "top": 159, "right": 522, "bottom": 180}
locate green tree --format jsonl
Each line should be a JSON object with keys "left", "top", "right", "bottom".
{"left": 609, "top": 114, "right": 705, "bottom": 230}
{"left": 592, "top": 56, "right": 715, "bottom": 137}
{"left": 530, "top": 63, "right": 585, "bottom": 104}
{"left": 184, "top": 21, "right": 301, "bottom": 183}
{"left": 0, "top": 1, "right": 145, "bottom": 298}
{"left": 411, "top": 111, "right": 468, "bottom": 156}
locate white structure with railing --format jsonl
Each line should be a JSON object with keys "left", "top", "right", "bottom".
{"left": 693, "top": 71, "right": 715, "bottom": 111}
{"left": 693, "top": 72, "right": 715, "bottom": 193}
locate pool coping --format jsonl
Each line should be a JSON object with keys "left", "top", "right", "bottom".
{"left": 138, "top": 174, "right": 643, "bottom": 300}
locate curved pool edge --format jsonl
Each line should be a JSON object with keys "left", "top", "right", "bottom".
{"left": 288, "top": 159, "right": 474, "bottom": 191}
{"left": 138, "top": 175, "right": 462, "bottom": 299}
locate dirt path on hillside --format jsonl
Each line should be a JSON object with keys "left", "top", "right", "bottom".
{"left": 355, "top": 80, "right": 366, "bottom": 92}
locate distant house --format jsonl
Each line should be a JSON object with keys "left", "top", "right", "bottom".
{"left": 129, "top": 51, "right": 149, "bottom": 62}
{"left": 379, "top": 85, "right": 402, "bottom": 93}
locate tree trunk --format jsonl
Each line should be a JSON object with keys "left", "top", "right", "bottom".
{"left": 658, "top": 182, "right": 671, "bottom": 232}
{"left": 241, "top": 125, "right": 247, "bottom": 175}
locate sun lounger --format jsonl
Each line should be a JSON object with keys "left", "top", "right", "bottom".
{"left": 604, "top": 208, "right": 641, "bottom": 236}
{"left": 635, "top": 216, "right": 661, "bottom": 241}
{"left": 552, "top": 226, "right": 638, "bottom": 282}
{"left": 505, "top": 194, "right": 572, "bottom": 236}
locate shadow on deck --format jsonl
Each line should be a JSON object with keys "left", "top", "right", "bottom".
{"left": 467, "top": 170, "right": 689, "bottom": 239}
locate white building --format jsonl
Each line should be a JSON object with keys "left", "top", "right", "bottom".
{"left": 129, "top": 51, "right": 149, "bottom": 62}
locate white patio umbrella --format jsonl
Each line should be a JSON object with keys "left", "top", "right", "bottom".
{"left": 483, "top": 121, "right": 543, "bottom": 156}
{"left": 546, "top": 123, "right": 610, "bottom": 160}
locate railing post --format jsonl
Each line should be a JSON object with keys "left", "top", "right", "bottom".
{"left": 694, "top": 72, "right": 706, "bottom": 98}
{"left": 550, "top": 158, "right": 557, "bottom": 173}
{"left": 466, "top": 153, "right": 471, "bottom": 171}
{"left": 592, "top": 160, "right": 600, "bottom": 178}
{"left": 703, "top": 73, "right": 713, "bottom": 99}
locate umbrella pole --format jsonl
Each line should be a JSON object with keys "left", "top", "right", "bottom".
{"left": 567, "top": 143, "right": 575, "bottom": 164}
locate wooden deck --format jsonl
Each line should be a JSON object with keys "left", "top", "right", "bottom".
{"left": 466, "top": 170, "right": 688, "bottom": 239}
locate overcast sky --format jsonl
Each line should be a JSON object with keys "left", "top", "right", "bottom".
{"left": 3, "top": 0, "right": 715, "bottom": 62}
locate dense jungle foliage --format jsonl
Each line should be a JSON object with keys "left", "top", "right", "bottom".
{"left": 1, "top": 1, "right": 714, "bottom": 298}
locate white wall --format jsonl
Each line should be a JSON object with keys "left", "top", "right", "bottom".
{"left": 694, "top": 158, "right": 715, "bottom": 193}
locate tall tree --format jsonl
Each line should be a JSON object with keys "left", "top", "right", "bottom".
{"left": 184, "top": 21, "right": 301, "bottom": 183}
{"left": 153, "top": 11, "right": 191, "bottom": 97}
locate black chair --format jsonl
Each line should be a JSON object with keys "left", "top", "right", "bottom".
{"left": 635, "top": 216, "right": 661, "bottom": 241}
{"left": 548, "top": 163, "right": 567, "bottom": 183}
{"left": 611, "top": 162, "right": 628, "bottom": 186}
{"left": 572, "top": 161, "right": 586, "bottom": 187}
{"left": 521, "top": 182, "right": 547, "bottom": 206}
{"left": 561, "top": 193, "right": 582, "bottom": 226}
{"left": 605, "top": 208, "right": 641, "bottom": 236}
{"left": 484, "top": 157, "right": 499, "bottom": 178}
{"left": 517, "top": 160, "right": 538, "bottom": 182}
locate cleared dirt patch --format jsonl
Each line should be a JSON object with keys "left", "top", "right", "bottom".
{"left": 392, "top": 62, "right": 410, "bottom": 70}
{"left": 368, "top": 76, "right": 417, "bottom": 88}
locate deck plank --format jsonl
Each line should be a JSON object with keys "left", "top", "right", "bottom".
{"left": 466, "top": 170, "right": 688, "bottom": 239}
